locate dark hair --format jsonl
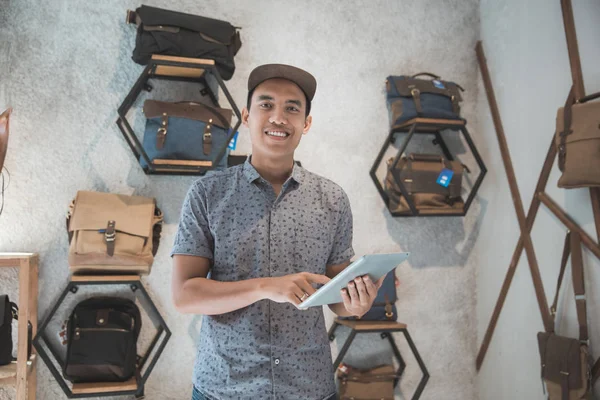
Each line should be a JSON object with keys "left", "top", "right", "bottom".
{"left": 246, "top": 87, "right": 311, "bottom": 117}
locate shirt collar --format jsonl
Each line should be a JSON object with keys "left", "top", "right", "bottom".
{"left": 242, "top": 156, "right": 304, "bottom": 185}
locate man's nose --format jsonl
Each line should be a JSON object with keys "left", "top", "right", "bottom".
{"left": 269, "top": 108, "right": 287, "bottom": 125}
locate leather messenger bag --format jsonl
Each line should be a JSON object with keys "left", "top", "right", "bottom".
{"left": 67, "top": 191, "right": 163, "bottom": 275}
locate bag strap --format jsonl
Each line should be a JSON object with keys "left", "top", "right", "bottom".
{"left": 549, "top": 231, "right": 588, "bottom": 341}
{"left": 569, "top": 232, "right": 588, "bottom": 342}
{"left": 578, "top": 91, "right": 600, "bottom": 104}
{"left": 9, "top": 303, "right": 33, "bottom": 361}
{"left": 550, "top": 231, "right": 572, "bottom": 327}
{"left": 558, "top": 86, "right": 576, "bottom": 172}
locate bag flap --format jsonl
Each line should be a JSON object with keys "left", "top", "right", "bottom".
{"left": 537, "top": 332, "right": 582, "bottom": 386}
{"left": 68, "top": 191, "right": 155, "bottom": 238}
{"left": 0, "top": 295, "right": 7, "bottom": 327}
{"left": 137, "top": 5, "right": 236, "bottom": 45}
{"left": 143, "top": 100, "right": 233, "bottom": 129}
{"left": 387, "top": 75, "right": 463, "bottom": 101}
{"left": 556, "top": 100, "right": 600, "bottom": 144}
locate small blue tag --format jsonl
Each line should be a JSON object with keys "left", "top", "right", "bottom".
{"left": 436, "top": 168, "right": 454, "bottom": 187}
{"left": 433, "top": 80, "right": 446, "bottom": 89}
{"left": 228, "top": 131, "right": 239, "bottom": 150}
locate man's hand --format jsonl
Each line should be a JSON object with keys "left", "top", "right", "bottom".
{"left": 340, "top": 275, "right": 385, "bottom": 318}
{"left": 259, "top": 272, "right": 331, "bottom": 306}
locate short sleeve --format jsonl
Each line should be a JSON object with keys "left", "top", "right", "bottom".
{"left": 327, "top": 190, "right": 355, "bottom": 265}
{"left": 171, "top": 181, "right": 214, "bottom": 259}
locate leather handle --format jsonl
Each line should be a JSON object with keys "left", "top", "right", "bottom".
{"left": 411, "top": 72, "right": 440, "bottom": 80}
{"left": 408, "top": 153, "right": 453, "bottom": 171}
{"left": 409, "top": 153, "right": 444, "bottom": 163}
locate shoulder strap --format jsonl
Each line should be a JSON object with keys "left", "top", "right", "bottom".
{"left": 550, "top": 231, "right": 572, "bottom": 329}
{"left": 558, "top": 86, "right": 576, "bottom": 172}
{"left": 569, "top": 232, "right": 587, "bottom": 342}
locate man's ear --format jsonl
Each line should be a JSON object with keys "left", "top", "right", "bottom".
{"left": 241, "top": 107, "right": 249, "bottom": 128}
{"left": 303, "top": 115, "right": 312, "bottom": 135}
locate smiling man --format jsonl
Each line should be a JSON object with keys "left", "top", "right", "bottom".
{"left": 171, "top": 64, "right": 383, "bottom": 400}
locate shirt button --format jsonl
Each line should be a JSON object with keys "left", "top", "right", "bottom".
{"left": 274, "top": 358, "right": 280, "bottom": 365}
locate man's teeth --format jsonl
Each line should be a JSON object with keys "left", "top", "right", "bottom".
{"left": 266, "top": 131, "right": 288, "bottom": 137}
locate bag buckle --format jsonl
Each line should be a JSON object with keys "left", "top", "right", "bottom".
{"left": 105, "top": 220, "right": 116, "bottom": 257}
{"left": 203, "top": 119, "right": 213, "bottom": 155}
{"left": 156, "top": 113, "right": 168, "bottom": 149}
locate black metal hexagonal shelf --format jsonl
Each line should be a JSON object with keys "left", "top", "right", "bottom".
{"left": 33, "top": 276, "right": 171, "bottom": 399}
{"left": 116, "top": 55, "right": 245, "bottom": 175}
{"left": 370, "top": 118, "right": 487, "bottom": 217}
{"left": 328, "top": 319, "right": 429, "bottom": 400}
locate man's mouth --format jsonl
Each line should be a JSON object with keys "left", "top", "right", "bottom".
{"left": 264, "top": 130, "right": 290, "bottom": 138}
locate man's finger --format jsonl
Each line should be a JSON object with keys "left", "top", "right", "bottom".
{"left": 362, "top": 276, "right": 378, "bottom": 299}
{"left": 354, "top": 277, "right": 370, "bottom": 306}
{"left": 305, "top": 273, "right": 331, "bottom": 285}
{"left": 297, "top": 280, "right": 317, "bottom": 296}
{"left": 340, "top": 288, "right": 352, "bottom": 309}
{"left": 347, "top": 281, "right": 359, "bottom": 303}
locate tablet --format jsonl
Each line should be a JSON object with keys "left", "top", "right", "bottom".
{"left": 298, "top": 252, "right": 409, "bottom": 309}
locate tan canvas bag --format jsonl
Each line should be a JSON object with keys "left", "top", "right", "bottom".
{"left": 337, "top": 364, "right": 398, "bottom": 400}
{"left": 555, "top": 88, "right": 600, "bottom": 188}
{"left": 67, "top": 191, "right": 163, "bottom": 274}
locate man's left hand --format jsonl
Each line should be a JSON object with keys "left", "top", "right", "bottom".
{"left": 340, "top": 275, "right": 385, "bottom": 318}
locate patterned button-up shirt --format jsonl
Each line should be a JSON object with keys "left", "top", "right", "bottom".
{"left": 171, "top": 158, "right": 355, "bottom": 400}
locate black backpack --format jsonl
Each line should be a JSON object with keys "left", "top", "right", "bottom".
{"left": 0, "top": 295, "right": 18, "bottom": 365}
{"left": 63, "top": 297, "right": 141, "bottom": 383}
{"left": 130, "top": 5, "right": 242, "bottom": 81}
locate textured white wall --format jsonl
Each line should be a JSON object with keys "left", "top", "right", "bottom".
{"left": 477, "top": 1, "right": 600, "bottom": 399}
{"left": 0, "top": 1, "right": 483, "bottom": 399}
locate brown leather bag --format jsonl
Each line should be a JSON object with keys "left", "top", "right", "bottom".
{"left": 67, "top": 191, "right": 163, "bottom": 275}
{"left": 384, "top": 153, "right": 466, "bottom": 214}
{"left": 337, "top": 363, "right": 398, "bottom": 400}
{"left": 537, "top": 232, "right": 592, "bottom": 399}
{"left": 555, "top": 88, "right": 600, "bottom": 188}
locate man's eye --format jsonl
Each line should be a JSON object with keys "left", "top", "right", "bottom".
{"left": 260, "top": 103, "right": 272, "bottom": 109}
{"left": 288, "top": 107, "right": 299, "bottom": 112}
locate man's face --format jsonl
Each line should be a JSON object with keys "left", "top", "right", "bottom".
{"left": 242, "top": 78, "right": 312, "bottom": 159}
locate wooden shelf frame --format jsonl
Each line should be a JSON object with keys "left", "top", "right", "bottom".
{"left": 0, "top": 253, "right": 39, "bottom": 400}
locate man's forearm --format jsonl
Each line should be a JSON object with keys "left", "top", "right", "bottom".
{"left": 328, "top": 302, "right": 356, "bottom": 317}
{"left": 175, "top": 277, "right": 269, "bottom": 315}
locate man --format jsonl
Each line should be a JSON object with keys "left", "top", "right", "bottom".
{"left": 171, "top": 64, "right": 384, "bottom": 400}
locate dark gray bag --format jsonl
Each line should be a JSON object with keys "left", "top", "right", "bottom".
{"left": 386, "top": 73, "right": 464, "bottom": 130}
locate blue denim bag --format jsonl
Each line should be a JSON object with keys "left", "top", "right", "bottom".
{"left": 141, "top": 100, "right": 232, "bottom": 170}
{"left": 386, "top": 73, "right": 464, "bottom": 131}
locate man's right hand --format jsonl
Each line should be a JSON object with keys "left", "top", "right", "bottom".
{"left": 259, "top": 272, "right": 331, "bottom": 307}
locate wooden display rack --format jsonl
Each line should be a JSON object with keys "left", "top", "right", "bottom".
{"left": 328, "top": 318, "right": 429, "bottom": 400}
{"left": 33, "top": 275, "right": 171, "bottom": 399}
{"left": 475, "top": 0, "right": 600, "bottom": 387}
{"left": 370, "top": 116, "right": 487, "bottom": 217}
{"left": 0, "top": 253, "right": 39, "bottom": 400}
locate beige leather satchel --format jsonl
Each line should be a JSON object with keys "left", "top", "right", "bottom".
{"left": 337, "top": 363, "right": 397, "bottom": 400}
{"left": 555, "top": 88, "right": 600, "bottom": 188}
{"left": 67, "top": 191, "right": 163, "bottom": 275}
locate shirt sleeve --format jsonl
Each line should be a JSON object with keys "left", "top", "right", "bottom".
{"left": 327, "top": 190, "right": 355, "bottom": 265}
{"left": 171, "top": 181, "right": 214, "bottom": 259}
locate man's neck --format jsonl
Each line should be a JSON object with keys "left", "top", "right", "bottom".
{"left": 250, "top": 153, "right": 295, "bottom": 186}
